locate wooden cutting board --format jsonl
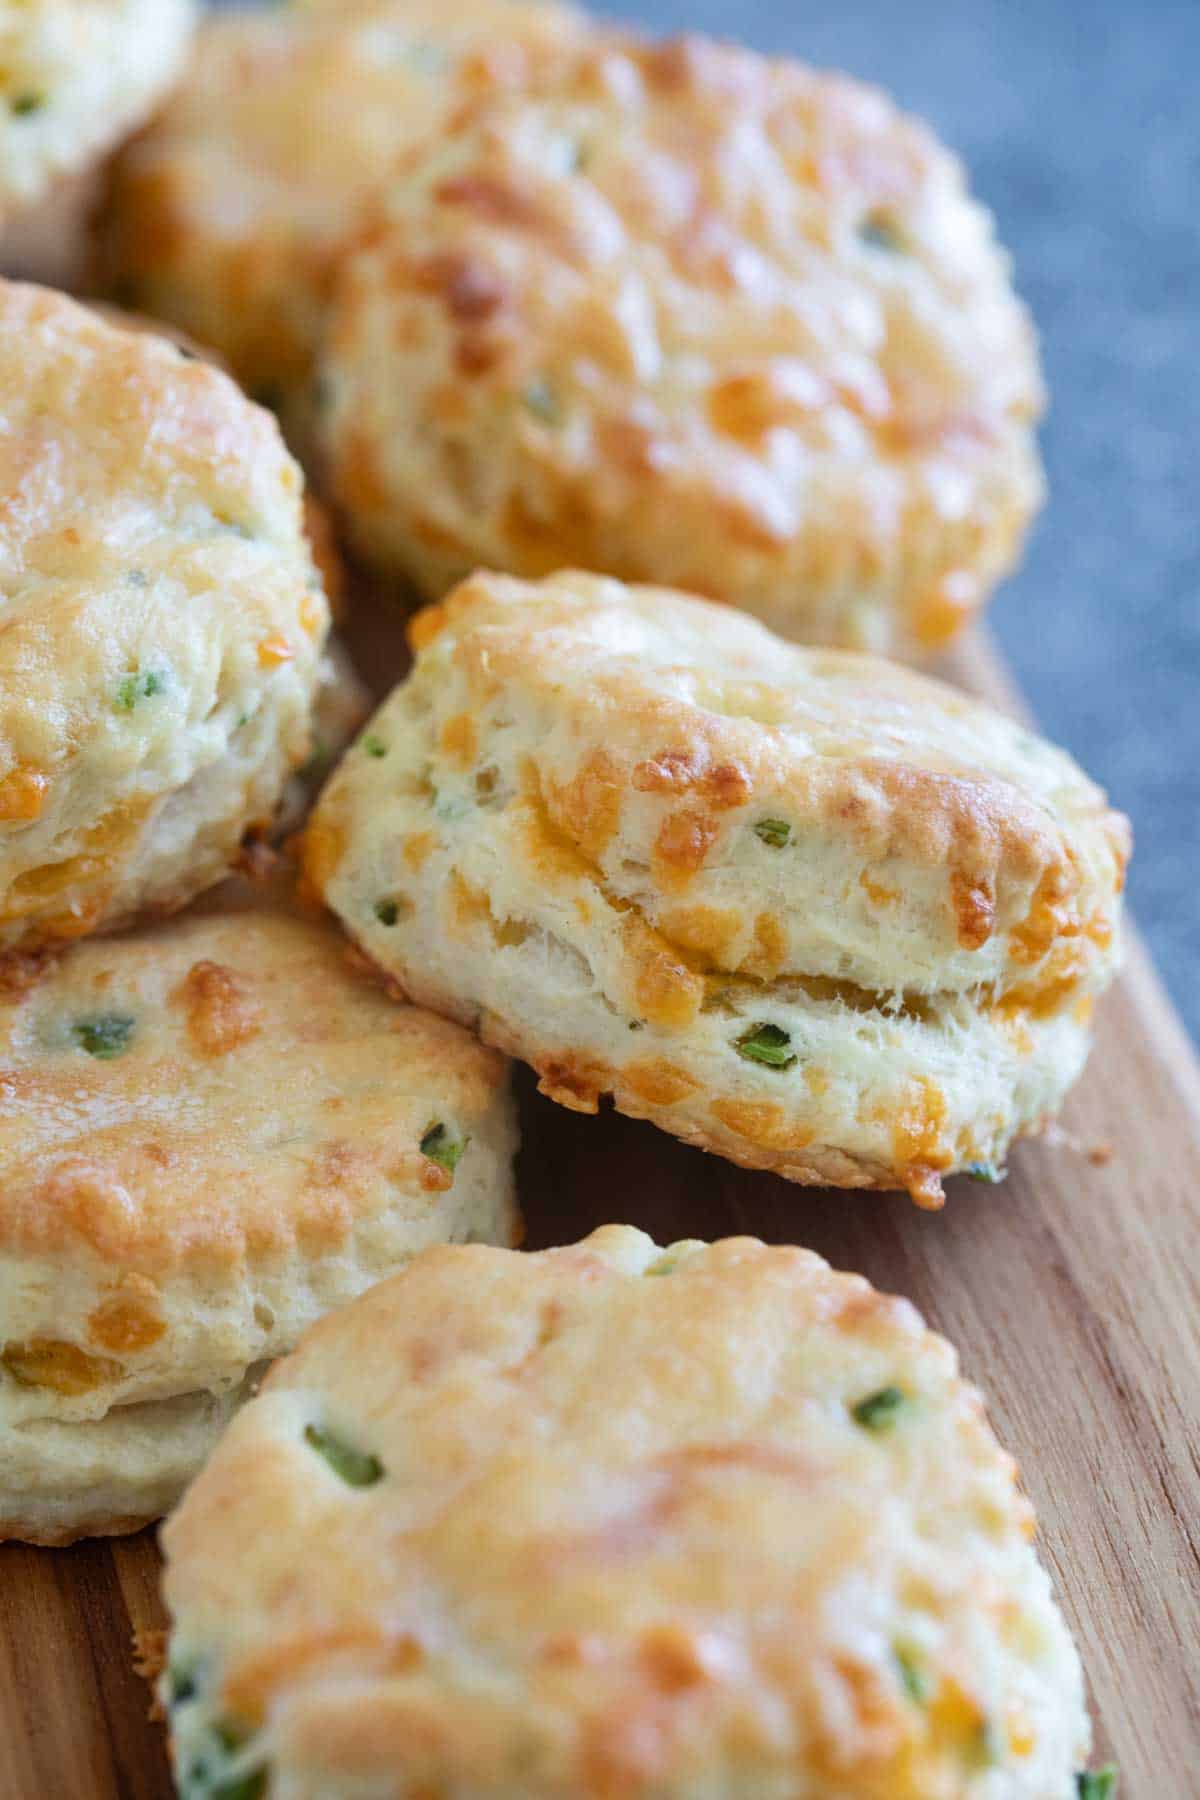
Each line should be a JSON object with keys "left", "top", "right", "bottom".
{"left": 1, "top": 620, "right": 1197, "bottom": 1800}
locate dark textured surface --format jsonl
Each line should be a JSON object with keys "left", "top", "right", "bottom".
{"left": 596, "top": 0, "right": 1200, "bottom": 1034}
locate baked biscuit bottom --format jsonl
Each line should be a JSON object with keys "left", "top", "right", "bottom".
{"left": 0, "top": 1376, "right": 258, "bottom": 1548}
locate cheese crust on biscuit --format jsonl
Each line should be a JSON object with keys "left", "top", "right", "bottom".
{"left": 160, "top": 1228, "right": 1092, "bottom": 1797}
{"left": 321, "top": 32, "right": 1043, "bottom": 654}
{"left": 304, "top": 570, "right": 1128, "bottom": 1203}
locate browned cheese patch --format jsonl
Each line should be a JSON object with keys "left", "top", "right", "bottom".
{"left": 2, "top": 1337, "right": 125, "bottom": 1396}
{"left": 175, "top": 959, "right": 263, "bottom": 1057}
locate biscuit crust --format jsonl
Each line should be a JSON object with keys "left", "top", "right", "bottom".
{"left": 303, "top": 571, "right": 1128, "bottom": 1204}
{"left": 0, "top": 0, "right": 194, "bottom": 222}
{"left": 101, "top": 0, "right": 587, "bottom": 421}
{"left": 161, "top": 1228, "right": 1091, "bottom": 1797}
{"left": 0, "top": 879, "right": 519, "bottom": 1540}
{"left": 0, "top": 282, "right": 329, "bottom": 951}
{"left": 321, "top": 32, "right": 1043, "bottom": 654}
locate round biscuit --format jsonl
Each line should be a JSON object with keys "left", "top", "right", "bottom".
{"left": 0, "top": 877, "right": 519, "bottom": 1543}
{"left": 100, "top": 0, "right": 588, "bottom": 432}
{"left": 320, "top": 32, "right": 1043, "bottom": 655}
{"left": 0, "top": 0, "right": 194, "bottom": 223}
{"left": 302, "top": 570, "right": 1129, "bottom": 1205}
{"left": 160, "top": 1226, "right": 1092, "bottom": 1797}
{"left": 0, "top": 281, "right": 329, "bottom": 952}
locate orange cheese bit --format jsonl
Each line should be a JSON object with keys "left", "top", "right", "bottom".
{"left": 408, "top": 599, "right": 450, "bottom": 652}
{"left": 889, "top": 1077, "right": 953, "bottom": 1206}
{"left": 1, "top": 1338, "right": 124, "bottom": 1396}
{"left": 860, "top": 869, "right": 900, "bottom": 906}
{"left": 1006, "top": 1701, "right": 1037, "bottom": 1758}
{"left": 0, "top": 767, "right": 49, "bottom": 822}
{"left": 903, "top": 1165, "right": 947, "bottom": 1211}
{"left": 912, "top": 569, "right": 982, "bottom": 649}
{"left": 440, "top": 712, "right": 477, "bottom": 767}
{"left": 299, "top": 592, "right": 324, "bottom": 636}
{"left": 88, "top": 1285, "right": 167, "bottom": 1355}
{"left": 403, "top": 831, "right": 437, "bottom": 873}
{"left": 297, "top": 816, "right": 345, "bottom": 904}
{"left": 257, "top": 632, "right": 295, "bottom": 668}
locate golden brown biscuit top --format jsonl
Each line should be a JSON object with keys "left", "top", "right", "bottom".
{"left": 0, "top": 281, "right": 298, "bottom": 574}
{"left": 0, "top": 881, "right": 509, "bottom": 1274}
{"left": 399, "top": 571, "right": 1128, "bottom": 993}
{"left": 162, "top": 1229, "right": 1086, "bottom": 1795}
{"left": 0, "top": 280, "right": 323, "bottom": 803}
{"left": 325, "top": 31, "right": 1042, "bottom": 648}
{"left": 104, "top": 0, "right": 587, "bottom": 386}
{"left": 414, "top": 569, "right": 1065, "bottom": 788}
{"left": 88, "top": 301, "right": 350, "bottom": 620}
{"left": 163, "top": 1, "right": 582, "bottom": 232}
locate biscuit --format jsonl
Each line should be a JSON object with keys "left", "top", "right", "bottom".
{"left": 0, "top": 281, "right": 329, "bottom": 953}
{"left": 0, "top": 877, "right": 518, "bottom": 1544}
{"left": 320, "top": 33, "right": 1042, "bottom": 654}
{"left": 303, "top": 571, "right": 1129, "bottom": 1205}
{"left": 0, "top": 0, "right": 194, "bottom": 225}
{"left": 101, "top": 0, "right": 587, "bottom": 435}
{"left": 86, "top": 303, "right": 355, "bottom": 623}
{"left": 160, "top": 1227, "right": 1093, "bottom": 1797}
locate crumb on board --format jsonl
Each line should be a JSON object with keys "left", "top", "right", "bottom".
{"left": 132, "top": 1628, "right": 167, "bottom": 1719}
{"left": 1042, "top": 1122, "right": 1116, "bottom": 1168}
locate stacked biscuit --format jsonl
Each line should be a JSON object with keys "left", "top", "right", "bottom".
{"left": 0, "top": 1, "right": 1126, "bottom": 1794}
{"left": 0, "top": 282, "right": 520, "bottom": 1546}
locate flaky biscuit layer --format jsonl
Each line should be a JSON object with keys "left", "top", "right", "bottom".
{"left": 0, "top": 1375, "right": 258, "bottom": 1547}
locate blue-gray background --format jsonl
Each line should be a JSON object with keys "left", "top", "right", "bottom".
{"left": 595, "top": 0, "right": 1199, "bottom": 1032}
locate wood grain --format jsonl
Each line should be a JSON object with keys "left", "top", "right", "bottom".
{"left": 1, "top": 623, "right": 1197, "bottom": 1799}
